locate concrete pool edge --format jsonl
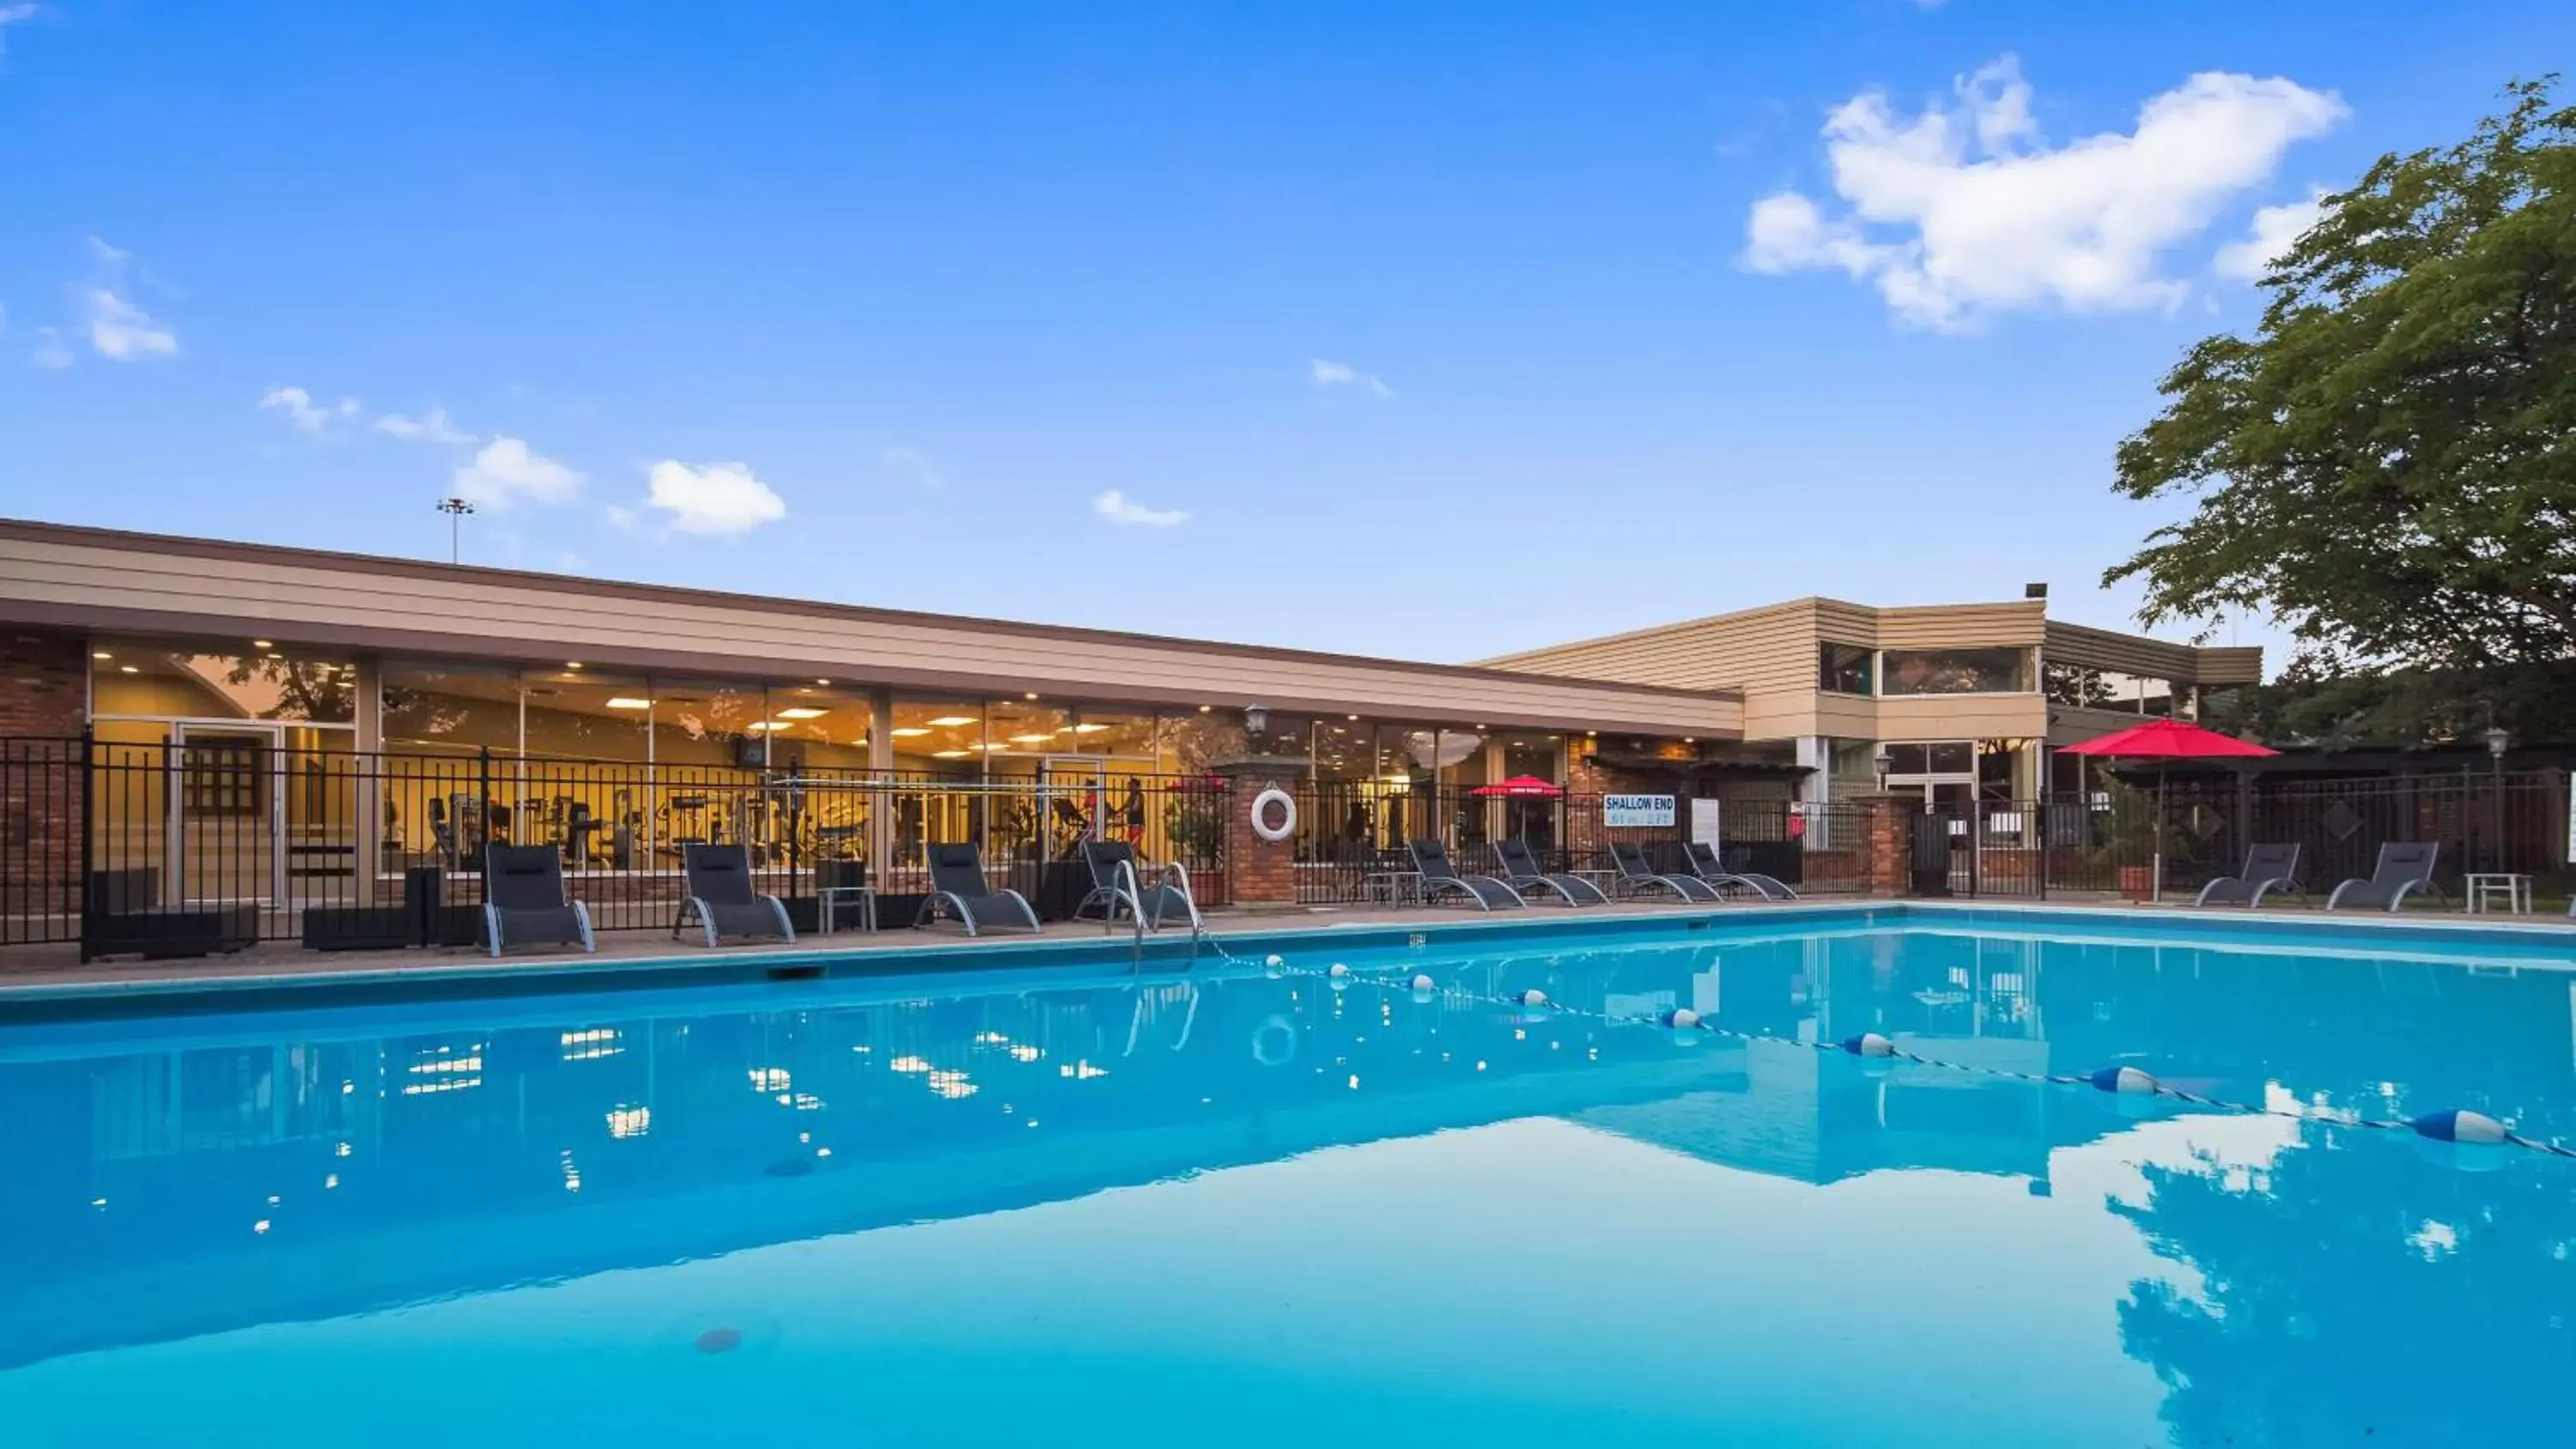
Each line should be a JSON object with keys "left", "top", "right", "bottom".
{"left": 6, "top": 896, "right": 2575, "bottom": 1025}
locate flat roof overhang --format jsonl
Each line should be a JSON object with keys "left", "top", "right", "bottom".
{"left": 0, "top": 518, "right": 1743, "bottom": 738}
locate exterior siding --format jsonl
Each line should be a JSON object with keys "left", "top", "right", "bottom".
{"left": 0, "top": 521, "right": 1741, "bottom": 737}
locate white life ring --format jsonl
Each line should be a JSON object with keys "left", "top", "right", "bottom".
{"left": 1249, "top": 787, "right": 1297, "bottom": 842}
{"left": 1252, "top": 1015, "right": 1299, "bottom": 1067}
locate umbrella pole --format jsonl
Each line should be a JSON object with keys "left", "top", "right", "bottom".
{"left": 2152, "top": 767, "right": 2166, "bottom": 904}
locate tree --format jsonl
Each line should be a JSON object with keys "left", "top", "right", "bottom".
{"left": 2107, "top": 79, "right": 2576, "bottom": 689}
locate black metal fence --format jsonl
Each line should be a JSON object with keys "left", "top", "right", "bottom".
{"left": 1903, "top": 771, "right": 2572, "bottom": 902}
{"left": 3, "top": 737, "right": 1230, "bottom": 957}
{"left": 1285, "top": 782, "right": 1870, "bottom": 903}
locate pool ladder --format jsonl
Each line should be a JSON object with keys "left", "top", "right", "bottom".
{"left": 1107, "top": 858, "right": 1206, "bottom": 972}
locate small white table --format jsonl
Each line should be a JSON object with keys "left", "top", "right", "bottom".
{"left": 817, "top": 884, "right": 878, "bottom": 933}
{"left": 2464, "top": 872, "right": 2532, "bottom": 915}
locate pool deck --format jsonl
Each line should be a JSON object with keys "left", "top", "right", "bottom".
{"left": 5, "top": 890, "right": 2572, "bottom": 1003}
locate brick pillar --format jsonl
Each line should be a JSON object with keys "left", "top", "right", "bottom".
{"left": 1211, "top": 759, "right": 1305, "bottom": 908}
{"left": 1850, "top": 792, "right": 1912, "bottom": 897}
{"left": 1567, "top": 752, "right": 1607, "bottom": 863}
{"left": 1, "top": 629, "right": 89, "bottom": 919}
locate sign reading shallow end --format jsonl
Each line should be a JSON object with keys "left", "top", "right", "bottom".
{"left": 1603, "top": 793, "right": 1675, "bottom": 828}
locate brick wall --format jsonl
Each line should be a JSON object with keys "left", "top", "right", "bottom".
{"left": 0, "top": 629, "right": 86, "bottom": 737}
{"left": 1, "top": 629, "right": 87, "bottom": 919}
{"left": 1567, "top": 752, "right": 1685, "bottom": 863}
{"left": 1217, "top": 768, "right": 1298, "bottom": 906}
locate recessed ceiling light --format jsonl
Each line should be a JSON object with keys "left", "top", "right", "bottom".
{"left": 1070, "top": 723, "right": 1110, "bottom": 733}
{"left": 252, "top": 640, "right": 275, "bottom": 649}
{"left": 1684, "top": 737, "right": 1696, "bottom": 743}
{"left": 746, "top": 721, "right": 787, "bottom": 731}
{"left": 890, "top": 727, "right": 933, "bottom": 737}
{"left": 605, "top": 697, "right": 653, "bottom": 711}
{"left": 1348, "top": 714, "right": 1359, "bottom": 722}
{"left": 1024, "top": 692, "right": 1038, "bottom": 701}
{"left": 92, "top": 651, "right": 112, "bottom": 660}
{"left": 932, "top": 749, "right": 971, "bottom": 759}
{"left": 1009, "top": 733, "right": 1053, "bottom": 744}
{"left": 775, "top": 707, "right": 828, "bottom": 719}
{"left": 565, "top": 662, "right": 583, "bottom": 670}
{"left": 1198, "top": 705, "right": 1211, "bottom": 713}
{"left": 814, "top": 677, "right": 831, "bottom": 686}
{"left": 926, "top": 716, "right": 977, "bottom": 728}
{"left": 119, "top": 664, "right": 137, "bottom": 674}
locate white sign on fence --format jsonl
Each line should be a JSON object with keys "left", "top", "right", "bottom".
{"left": 1691, "top": 798, "right": 1725, "bottom": 846}
{"left": 1604, "top": 793, "right": 1676, "bottom": 828}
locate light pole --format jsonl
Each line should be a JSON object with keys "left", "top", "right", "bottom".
{"left": 2483, "top": 726, "right": 2509, "bottom": 872}
{"left": 435, "top": 497, "right": 475, "bottom": 564}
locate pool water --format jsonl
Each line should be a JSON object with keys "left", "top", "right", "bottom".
{"left": 3, "top": 912, "right": 2571, "bottom": 1446}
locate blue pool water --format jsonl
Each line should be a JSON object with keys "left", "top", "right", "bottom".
{"left": 2, "top": 907, "right": 2572, "bottom": 1446}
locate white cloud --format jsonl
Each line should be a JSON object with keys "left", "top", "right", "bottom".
{"left": 1310, "top": 358, "right": 1394, "bottom": 398}
{"left": 258, "top": 385, "right": 359, "bottom": 435}
{"left": 0, "top": 6, "right": 39, "bottom": 54}
{"left": 2215, "top": 188, "right": 2329, "bottom": 282}
{"left": 376, "top": 405, "right": 474, "bottom": 446}
{"left": 1092, "top": 489, "right": 1187, "bottom": 528}
{"left": 84, "top": 288, "right": 177, "bottom": 359}
{"left": 644, "top": 459, "right": 787, "bottom": 535}
{"left": 881, "top": 444, "right": 945, "bottom": 489}
{"left": 453, "top": 436, "right": 582, "bottom": 509}
{"left": 1741, "top": 55, "right": 2345, "bottom": 329}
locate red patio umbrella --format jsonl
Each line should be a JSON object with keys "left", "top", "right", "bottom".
{"left": 1469, "top": 774, "right": 1564, "bottom": 798}
{"left": 2058, "top": 719, "right": 2278, "bottom": 901}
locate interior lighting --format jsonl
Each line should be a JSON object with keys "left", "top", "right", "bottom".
{"left": 605, "top": 697, "right": 652, "bottom": 710}
{"left": 926, "top": 716, "right": 977, "bottom": 728}
{"left": 1024, "top": 692, "right": 1038, "bottom": 700}
{"left": 1198, "top": 705, "right": 1211, "bottom": 713}
{"left": 891, "top": 727, "right": 933, "bottom": 737}
{"left": 815, "top": 677, "right": 832, "bottom": 685}
{"left": 932, "top": 749, "right": 971, "bottom": 758}
{"left": 253, "top": 640, "right": 274, "bottom": 649}
{"left": 1071, "top": 723, "right": 1110, "bottom": 734}
{"left": 775, "top": 706, "right": 828, "bottom": 719}
{"left": 92, "top": 651, "right": 112, "bottom": 660}
{"left": 119, "top": 664, "right": 137, "bottom": 674}
{"left": 746, "top": 721, "right": 788, "bottom": 731}
{"left": 565, "top": 662, "right": 583, "bottom": 670}
{"left": 1009, "top": 733, "right": 1054, "bottom": 744}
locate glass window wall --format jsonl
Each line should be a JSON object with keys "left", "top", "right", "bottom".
{"left": 1881, "top": 647, "right": 2031, "bottom": 695}
{"left": 1818, "top": 642, "right": 1875, "bottom": 695}
{"left": 93, "top": 637, "right": 357, "bottom": 723}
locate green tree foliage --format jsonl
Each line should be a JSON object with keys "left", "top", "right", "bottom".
{"left": 2107, "top": 80, "right": 2576, "bottom": 700}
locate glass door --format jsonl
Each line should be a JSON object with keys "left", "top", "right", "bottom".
{"left": 1038, "top": 755, "right": 1112, "bottom": 859}
{"left": 170, "top": 724, "right": 283, "bottom": 906}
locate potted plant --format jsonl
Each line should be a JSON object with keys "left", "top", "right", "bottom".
{"left": 2088, "top": 778, "right": 2168, "bottom": 900}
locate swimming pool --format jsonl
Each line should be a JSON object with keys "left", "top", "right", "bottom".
{"left": 2, "top": 906, "right": 2570, "bottom": 1446}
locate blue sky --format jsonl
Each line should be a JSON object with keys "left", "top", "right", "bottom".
{"left": 2, "top": 1, "right": 2567, "bottom": 670}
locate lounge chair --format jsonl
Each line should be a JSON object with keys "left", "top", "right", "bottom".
{"left": 2324, "top": 843, "right": 2441, "bottom": 912}
{"left": 916, "top": 841, "right": 1042, "bottom": 937}
{"left": 482, "top": 844, "right": 595, "bottom": 956}
{"left": 2196, "top": 843, "right": 2302, "bottom": 907}
{"left": 1683, "top": 840, "right": 1797, "bottom": 900}
{"left": 1077, "top": 838, "right": 1200, "bottom": 931}
{"left": 672, "top": 841, "right": 795, "bottom": 946}
{"left": 1407, "top": 839, "right": 1526, "bottom": 910}
{"left": 1610, "top": 840, "right": 1719, "bottom": 901}
{"left": 1492, "top": 839, "right": 1607, "bottom": 906}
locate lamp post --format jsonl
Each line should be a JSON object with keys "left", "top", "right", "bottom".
{"left": 2483, "top": 726, "right": 2509, "bottom": 872}
{"left": 435, "top": 497, "right": 476, "bottom": 564}
{"left": 1874, "top": 748, "right": 1894, "bottom": 794}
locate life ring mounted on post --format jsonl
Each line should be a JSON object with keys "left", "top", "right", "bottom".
{"left": 1249, "top": 787, "right": 1298, "bottom": 843}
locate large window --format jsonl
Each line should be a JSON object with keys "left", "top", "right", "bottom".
{"left": 1881, "top": 741, "right": 1972, "bottom": 777}
{"left": 1818, "top": 642, "right": 1875, "bottom": 695}
{"left": 1880, "top": 647, "right": 2030, "bottom": 695}
{"left": 93, "top": 638, "right": 357, "bottom": 723}
{"left": 2044, "top": 663, "right": 2186, "bottom": 715}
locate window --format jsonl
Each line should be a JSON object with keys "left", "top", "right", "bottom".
{"left": 1818, "top": 642, "right": 1875, "bottom": 695}
{"left": 1881, "top": 741, "right": 1972, "bottom": 776}
{"left": 1880, "top": 647, "right": 2030, "bottom": 695}
{"left": 182, "top": 738, "right": 264, "bottom": 815}
{"left": 2043, "top": 660, "right": 2114, "bottom": 707}
{"left": 94, "top": 638, "right": 356, "bottom": 723}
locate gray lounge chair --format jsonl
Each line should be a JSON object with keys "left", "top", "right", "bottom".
{"left": 1492, "top": 839, "right": 1607, "bottom": 906}
{"left": 2324, "top": 842, "right": 2441, "bottom": 912}
{"left": 482, "top": 844, "right": 594, "bottom": 956}
{"left": 1610, "top": 840, "right": 1718, "bottom": 901}
{"left": 1408, "top": 839, "right": 1526, "bottom": 910}
{"left": 1683, "top": 840, "right": 1797, "bottom": 900}
{"left": 1077, "top": 838, "right": 1200, "bottom": 931}
{"left": 917, "top": 841, "right": 1042, "bottom": 936}
{"left": 672, "top": 841, "right": 794, "bottom": 946}
{"left": 2196, "top": 843, "right": 2302, "bottom": 907}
